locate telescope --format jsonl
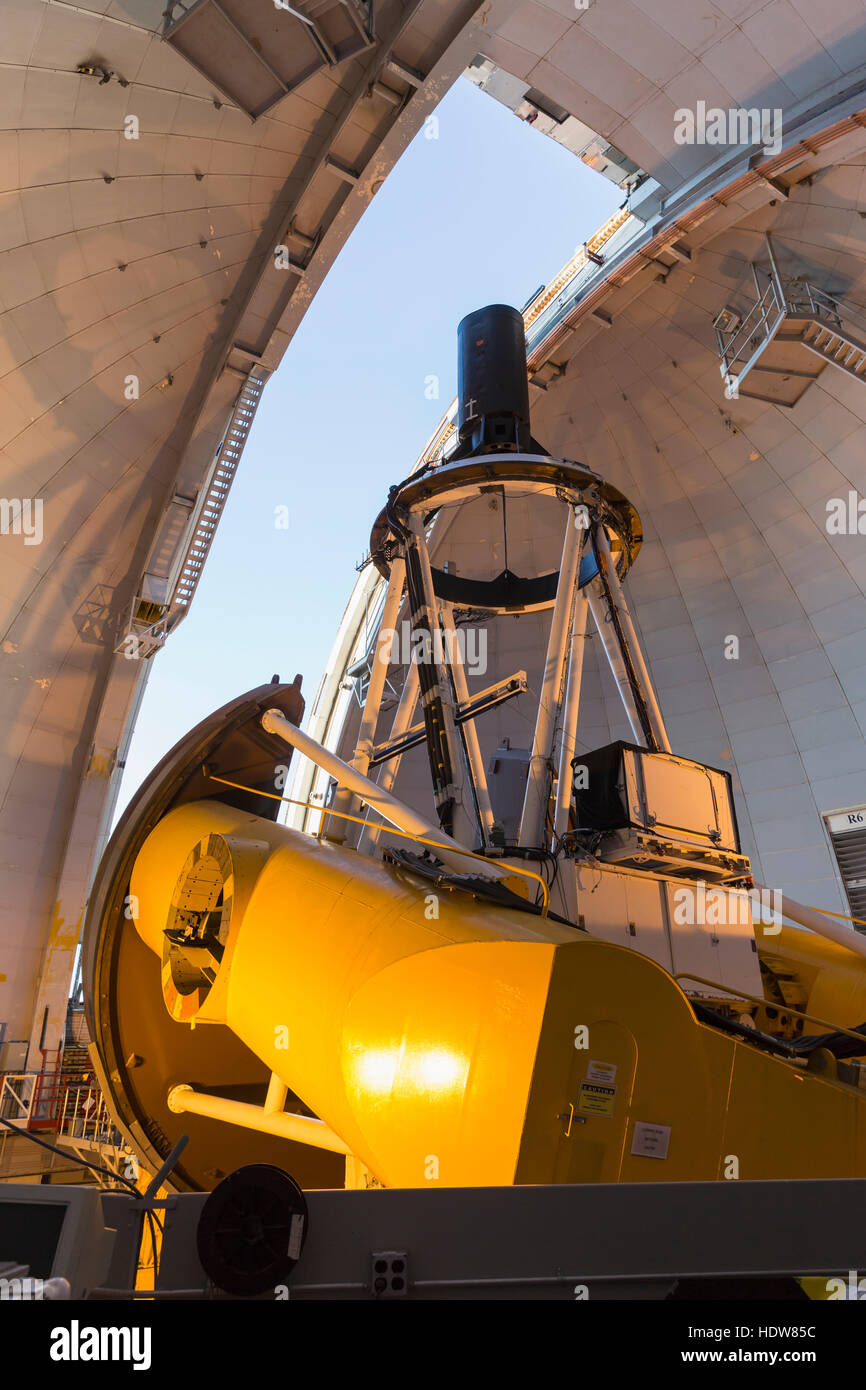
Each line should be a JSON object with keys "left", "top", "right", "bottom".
{"left": 84, "top": 309, "right": 866, "bottom": 1201}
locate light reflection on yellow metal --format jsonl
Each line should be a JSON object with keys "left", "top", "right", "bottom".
{"left": 129, "top": 799, "right": 866, "bottom": 1190}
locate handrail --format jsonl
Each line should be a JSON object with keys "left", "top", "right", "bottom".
{"left": 794, "top": 904, "right": 866, "bottom": 929}
{"left": 204, "top": 771, "right": 551, "bottom": 915}
{"left": 524, "top": 206, "right": 634, "bottom": 336}
{"left": 717, "top": 272, "right": 783, "bottom": 370}
{"left": 719, "top": 268, "right": 866, "bottom": 380}
{"left": 0, "top": 1072, "right": 36, "bottom": 1123}
{"left": 806, "top": 289, "right": 866, "bottom": 340}
{"left": 674, "top": 973, "right": 866, "bottom": 1049}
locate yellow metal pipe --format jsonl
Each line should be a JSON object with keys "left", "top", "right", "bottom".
{"left": 753, "top": 881, "right": 866, "bottom": 960}
{"left": 262, "top": 707, "right": 502, "bottom": 882}
{"left": 167, "top": 1084, "right": 353, "bottom": 1156}
{"left": 264, "top": 1072, "right": 288, "bottom": 1117}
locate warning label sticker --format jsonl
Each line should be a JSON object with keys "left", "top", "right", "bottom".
{"left": 586, "top": 1060, "right": 617, "bottom": 1085}
{"left": 576, "top": 1081, "right": 617, "bottom": 1117}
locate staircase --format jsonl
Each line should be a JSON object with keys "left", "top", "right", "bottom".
{"left": 786, "top": 317, "right": 866, "bottom": 377}
{"left": 28, "top": 1045, "right": 95, "bottom": 1131}
{"left": 170, "top": 367, "right": 268, "bottom": 619}
{"left": 117, "top": 365, "right": 269, "bottom": 658}
{"left": 715, "top": 252, "right": 866, "bottom": 407}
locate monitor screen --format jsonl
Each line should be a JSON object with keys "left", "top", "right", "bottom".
{"left": 0, "top": 1201, "right": 67, "bottom": 1279}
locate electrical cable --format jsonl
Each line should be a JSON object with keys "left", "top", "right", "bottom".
{"left": 146, "top": 1210, "right": 161, "bottom": 1285}
{"left": 0, "top": 1115, "right": 138, "bottom": 1193}
{"left": 0, "top": 1115, "right": 164, "bottom": 1288}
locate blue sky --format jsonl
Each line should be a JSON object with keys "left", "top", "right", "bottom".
{"left": 116, "top": 76, "right": 621, "bottom": 813}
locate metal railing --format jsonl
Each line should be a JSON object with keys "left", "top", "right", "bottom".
{"left": 57, "top": 1085, "right": 122, "bottom": 1151}
{"left": 171, "top": 368, "right": 269, "bottom": 618}
{"left": 162, "top": 0, "right": 198, "bottom": 31}
{"left": 715, "top": 265, "right": 786, "bottom": 387}
{"left": 0, "top": 1072, "right": 38, "bottom": 1174}
{"left": 0, "top": 1072, "right": 36, "bottom": 1125}
{"left": 27, "top": 1048, "right": 94, "bottom": 1131}
{"left": 784, "top": 278, "right": 845, "bottom": 327}
{"left": 0, "top": 1066, "right": 127, "bottom": 1180}
{"left": 116, "top": 365, "right": 269, "bottom": 660}
{"left": 525, "top": 207, "right": 639, "bottom": 355}
{"left": 716, "top": 262, "right": 866, "bottom": 388}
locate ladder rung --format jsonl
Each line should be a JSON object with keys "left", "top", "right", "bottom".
{"left": 164, "top": 367, "right": 269, "bottom": 616}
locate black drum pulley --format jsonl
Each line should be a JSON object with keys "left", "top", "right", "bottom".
{"left": 196, "top": 1163, "right": 308, "bottom": 1296}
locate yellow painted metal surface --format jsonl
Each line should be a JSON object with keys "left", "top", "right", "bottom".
{"left": 129, "top": 800, "right": 866, "bottom": 1189}
{"left": 761, "top": 923, "right": 866, "bottom": 1035}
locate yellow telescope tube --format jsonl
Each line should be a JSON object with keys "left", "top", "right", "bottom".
{"left": 130, "top": 799, "right": 866, "bottom": 1190}
{"left": 131, "top": 799, "right": 575, "bottom": 1188}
